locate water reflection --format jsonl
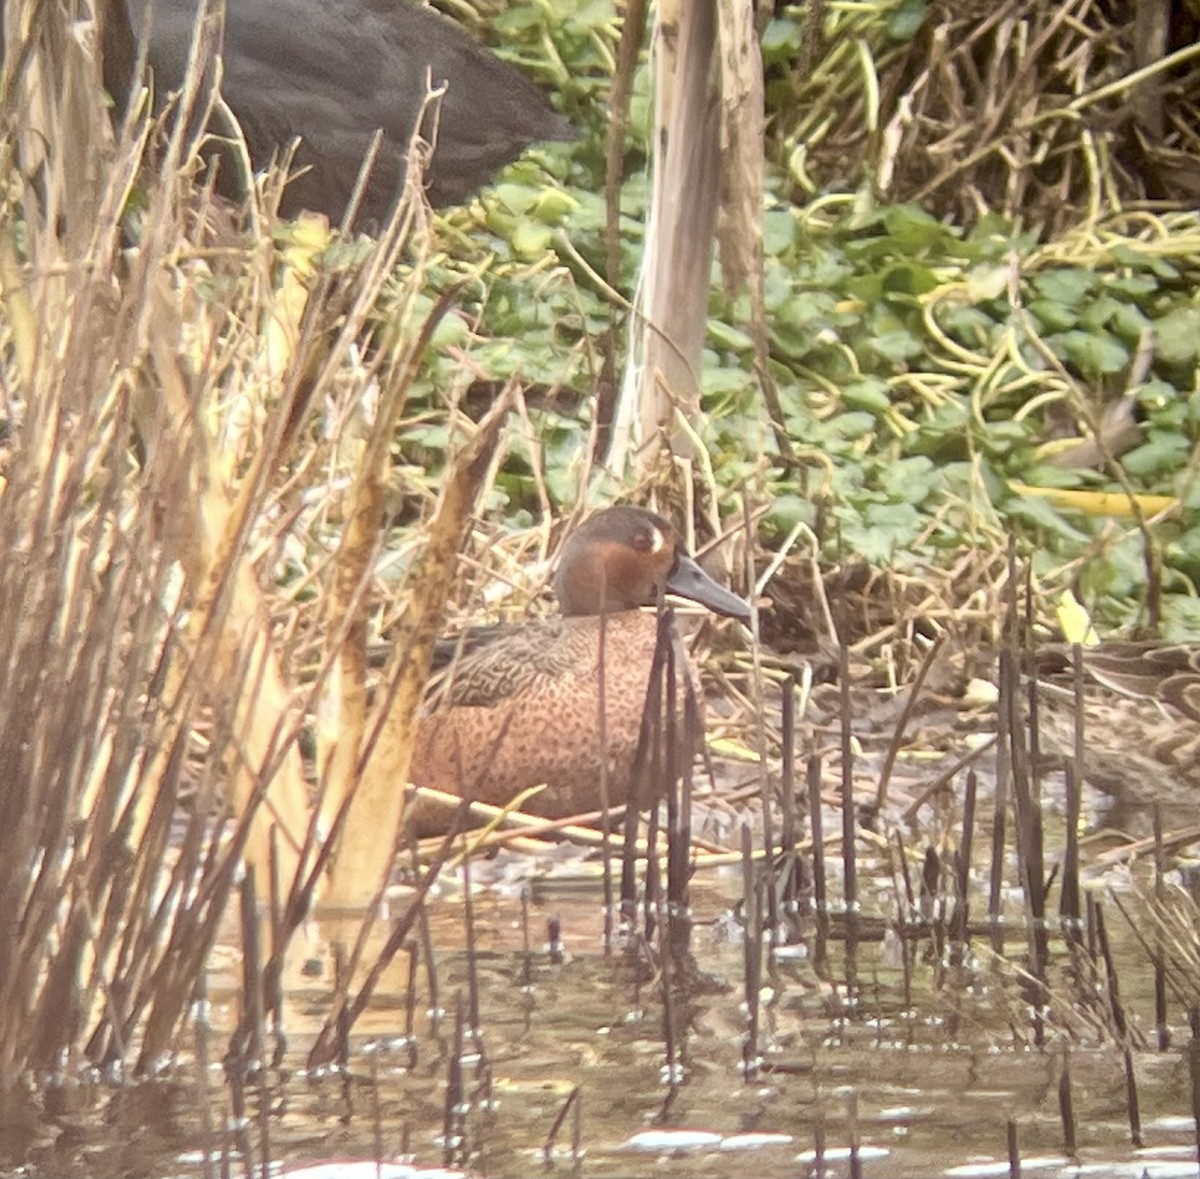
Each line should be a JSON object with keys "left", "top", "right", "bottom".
{"left": 3, "top": 873, "right": 1198, "bottom": 1179}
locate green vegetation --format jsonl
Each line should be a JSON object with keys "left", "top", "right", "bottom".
{"left": 412, "top": 1, "right": 1200, "bottom": 638}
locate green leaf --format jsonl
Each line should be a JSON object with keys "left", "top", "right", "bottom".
{"left": 1110, "top": 302, "right": 1152, "bottom": 342}
{"left": 778, "top": 290, "right": 836, "bottom": 330}
{"left": 940, "top": 304, "right": 1001, "bottom": 348}
{"left": 887, "top": 0, "right": 928, "bottom": 41}
{"left": 877, "top": 456, "right": 941, "bottom": 506}
{"left": 1135, "top": 378, "right": 1179, "bottom": 411}
{"left": 1056, "top": 330, "right": 1130, "bottom": 375}
{"left": 880, "top": 262, "right": 940, "bottom": 297}
{"left": 981, "top": 419, "right": 1033, "bottom": 455}
{"left": 428, "top": 313, "right": 470, "bottom": 350}
{"left": 1028, "top": 300, "right": 1077, "bottom": 332}
{"left": 490, "top": 183, "right": 540, "bottom": 215}
{"left": 866, "top": 501, "right": 922, "bottom": 533}
{"left": 1120, "top": 430, "right": 1191, "bottom": 480}
{"left": 764, "top": 494, "right": 817, "bottom": 535}
{"left": 1079, "top": 295, "right": 1124, "bottom": 331}
{"left": 841, "top": 377, "right": 891, "bottom": 415}
{"left": 1154, "top": 306, "right": 1200, "bottom": 367}
{"left": 966, "top": 264, "right": 1010, "bottom": 302}
{"left": 761, "top": 18, "right": 802, "bottom": 62}
{"left": 1107, "top": 273, "right": 1158, "bottom": 298}
{"left": 882, "top": 204, "right": 956, "bottom": 252}
{"left": 702, "top": 367, "right": 754, "bottom": 397}
{"left": 513, "top": 222, "right": 554, "bottom": 259}
{"left": 707, "top": 320, "right": 754, "bottom": 352}
{"left": 869, "top": 328, "right": 924, "bottom": 364}
{"left": 763, "top": 209, "right": 796, "bottom": 256}
{"left": 1109, "top": 245, "right": 1179, "bottom": 279}
{"left": 832, "top": 510, "right": 900, "bottom": 564}
{"left": 1031, "top": 269, "right": 1096, "bottom": 306}
{"left": 824, "top": 411, "right": 877, "bottom": 440}
{"left": 1006, "top": 495, "right": 1090, "bottom": 543}
{"left": 531, "top": 188, "right": 579, "bottom": 225}
{"left": 1161, "top": 596, "right": 1200, "bottom": 642}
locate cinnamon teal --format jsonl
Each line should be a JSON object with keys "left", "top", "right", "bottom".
{"left": 1037, "top": 641, "right": 1200, "bottom": 820}
{"left": 406, "top": 506, "right": 751, "bottom": 829}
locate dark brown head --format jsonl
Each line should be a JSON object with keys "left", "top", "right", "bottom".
{"left": 552, "top": 506, "right": 751, "bottom": 621}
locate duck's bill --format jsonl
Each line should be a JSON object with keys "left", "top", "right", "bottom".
{"left": 665, "top": 554, "right": 753, "bottom": 622}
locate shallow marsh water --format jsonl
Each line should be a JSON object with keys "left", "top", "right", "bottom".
{"left": 5, "top": 682, "right": 1200, "bottom": 1179}
{"left": 4, "top": 861, "right": 1199, "bottom": 1179}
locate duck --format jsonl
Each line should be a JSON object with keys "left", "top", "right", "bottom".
{"left": 1035, "top": 641, "right": 1200, "bottom": 819}
{"left": 107, "top": 0, "right": 572, "bottom": 223}
{"left": 406, "top": 506, "right": 751, "bottom": 831}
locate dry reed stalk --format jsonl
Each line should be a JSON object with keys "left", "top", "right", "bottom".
{"left": 323, "top": 385, "right": 515, "bottom": 908}
{"left": 608, "top": 0, "right": 764, "bottom": 481}
{"left": 790, "top": 0, "right": 1200, "bottom": 229}
{"left": 0, "top": 0, "right": 499, "bottom": 1079}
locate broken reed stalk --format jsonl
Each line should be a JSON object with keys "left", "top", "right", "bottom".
{"left": 621, "top": 607, "right": 672, "bottom": 937}
{"left": 949, "top": 768, "right": 977, "bottom": 955}
{"left": 894, "top": 829, "right": 917, "bottom": 922}
{"left": 329, "top": 385, "right": 516, "bottom": 912}
{"left": 779, "top": 677, "right": 798, "bottom": 924}
{"left": 1190, "top": 1011, "right": 1200, "bottom": 1171}
{"left": 838, "top": 623, "right": 859, "bottom": 995}
{"left": 1094, "top": 902, "right": 1144, "bottom": 1145}
{"left": 235, "top": 872, "right": 265, "bottom": 1073}
{"left": 922, "top": 845, "right": 946, "bottom": 970}
{"left": 1011, "top": 630, "right": 1049, "bottom": 1031}
{"left": 598, "top": 604, "right": 614, "bottom": 951}
{"left": 812, "top": 1111, "right": 827, "bottom": 1179}
{"left": 542, "top": 1084, "right": 582, "bottom": 1166}
{"left": 462, "top": 846, "right": 481, "bottom": 1035}
{"left": 1070, "top": 641, "right": 1086, "bottom": 855}
{"left": 741, "top": 823, "right": 762, "bottom": 1079}
{"left": 520, "top": 886, "right": 533, "bottom": 990}
{"left": 658, "top": 890, "right": 679, "bottom": 1084}
{"left": 1060, "top": 761, "right": 1082, "bottom": 936}
{"left": 665, "top": 625, "right": 696, "bottom": 963}
{"left": 1007, "top": 1118, "right": 1020, "bottom": 1179}
{"left": 808, "top": 755, "right": 828, "bottom": 971}
{"left": 874, "top": 632, "right": 946, "bottom": 811}
{"left": 193, "top": 969, "right": 217, "bottom": 1179}
{"left": 989, "top": 646, "right": 1012, "bottom": 955}
{"left": 847, "top": 1089, "right": 862, "bottom": 1179}
{"left": 897, "top": 887, "right": 914, "bottom": 1014}
{"left": 1152, "top": 805, "right": 1169, "bottom": 1050}
{"left": 663, "top": 622, "right": 680, "bottom": 948}
{"left": 1058, "top": 1051, "right": 1077, "bottom": 1157}
{"left": 442, "top": 992, "right": 466, "bottom": 1166}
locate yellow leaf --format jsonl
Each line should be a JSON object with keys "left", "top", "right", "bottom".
{"left": 1055, "top": 590, "right": 1099, "bottom": 647}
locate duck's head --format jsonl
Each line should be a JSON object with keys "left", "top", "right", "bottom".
{"left": 552, "top": 506, "right": 751, "bottom": 622}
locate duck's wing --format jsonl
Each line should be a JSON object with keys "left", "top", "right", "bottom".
{"left": 1078, "top": 641, "right": 1199, "bottom": 705}
{"left": 433, "top": 618, "right": 587, "bottom": 710}
{"left": 1035, "top": 642, "right": 1200, "bottom": 805}
{"left": 1039, "top": 641, "right": 1199, "bottom": 704}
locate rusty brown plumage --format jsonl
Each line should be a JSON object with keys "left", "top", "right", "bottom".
{"left": 407, "top": 507, "right": 750, "bottom": 829}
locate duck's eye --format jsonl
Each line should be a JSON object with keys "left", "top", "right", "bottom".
{"left": 631, "top": 525, "right": 667, "bottom": 554}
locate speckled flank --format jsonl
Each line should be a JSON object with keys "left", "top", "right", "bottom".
{"left": 405, "top": 506, "right": 750, "bottom": 831}
{"left": 410, "top": 612, "right": 673, "bottom": 820}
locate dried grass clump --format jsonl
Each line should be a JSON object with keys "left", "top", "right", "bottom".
{"left": 783, "top": 0, "right": 1200, "bottom": 232}
{"left": 0, "top": 0, "right": 504, "bottom": 1082}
